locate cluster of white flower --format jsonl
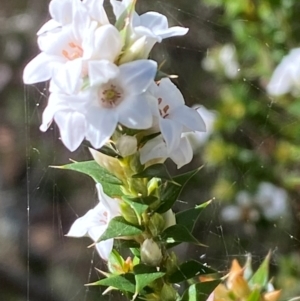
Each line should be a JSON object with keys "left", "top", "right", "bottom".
{"left": 23, "top": 0, "right": 206, "bottom": 169}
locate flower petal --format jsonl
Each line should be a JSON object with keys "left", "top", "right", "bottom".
{"left": 95, "top": 239, "right": 114, "bottom": 260}
{"left": 120, "top": 60, "right": 157, "bottom": 94}
{"left": 159, "top": 118, "right": 182, "bottom": 151}
{"left": 88, "top": 60, "right": 119, "bottom": 86}
{"left": 49, "top": 0, "right": 74, "bottom": 25}
{"left": 170, "top": 136, "right": 193, "bottom": 168}
{"left": 23, "top": 53, "right": 59, "bottom": 84}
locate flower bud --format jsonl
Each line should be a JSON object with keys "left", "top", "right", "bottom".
{"left": 119, "top": 36, "right": 147, "bottom": 64}
{"left": 162, "top": 209, "right": 176, "bottom": 230}
{"left": 141, "top": 239, "right": 162, "bottom": 266}
{"left": 116, "top": 135, "right": 137, "bottom": 157}
{"left": 148, "top": 213, "right": 165, "bottom": 237}
{"left": 161, "top": 283, "right": 177, "bottom": 301}
{"left": 90, "top": 148, "right": 125, "bottom": 181}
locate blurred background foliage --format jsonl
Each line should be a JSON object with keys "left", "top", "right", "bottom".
{"left": 1, "top": 0, "right": 300, "bottom": 300}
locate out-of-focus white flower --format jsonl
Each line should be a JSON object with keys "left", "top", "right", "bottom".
{"left": 147, "top": 78, "right": 206, "bottom": 152}
{"left": 140, "top": 238, "right": 162, "bottom": 266}
{"left": 140, "top": 134, "right": 193, "bottom": 169}
{"left": 41, "top": 60, "right": 156, "bottom": 151}
{"left": 110, "top": 0, "right": 188, "bottom": 58}
{"left": 202, "top": 44, "right": 239, "bottom": 79}
{"left": 255, "top": 182, "right": 289, "bottom": 221}
{"left": 186, "top": 105, "right": 216, "bottom": 150}
{"left": 66, "top": 183, "right": 121, "bottom": 260}
{"left": 266, "top": 48, "right": 300, "bottom": 96}
{"left": 221, "top": 191, "right": 259, "bottom": 223}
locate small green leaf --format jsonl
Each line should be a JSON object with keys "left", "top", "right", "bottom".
{"left": 161, "top": 225, "right": 204, "bottom": 246}
{"left": 181, "top": 280, "right": 220, "bottom": 301}
{"left": 91, "top": 274, "right": 136, "bottom": 293}
{"left": 108, "top": 250, "right": 125, "bottom": 275}
{"left": 248, "top": 252, "right": 271, "bottom": 289}
{"left": 168, "top": 260, "right": 217, "bottom": 283}
{"left": 246, "top": 289, "right": 261, "bottom": 301}
{"left": 99, "top": 216, "right": 143, "bottom": 241}
{"left": 52, "top": 160, "right": 123, "bottom": 196}
{"left": 157, "top": 166, "right": 203, "bottom": 213}
{"left": 134, "top": 264, "right": 165, "bottom": 295}
{"left": 176, "top": 200, "right": 212, "bottom": 232}
{"left": 133, "top": 164, "right": 172, "bottom": 180}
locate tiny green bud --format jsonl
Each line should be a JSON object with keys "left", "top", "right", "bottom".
{"left": 148, "top": 213, "right": 165, "bottom": 237}
{"left": 119, "top": 36, "right": 147, "bottom": 64}
{"left": 141, "top": 239, "right": 162, "bottom": 266}
{"left": 147, "top": 177, "right": 161, "bottom": 196}
{"left": 165, "top": 252, "right": 179, "bottom": 275}
{"left": 161, "top": 283, "right": 177, "bottom": 301}
{"left": 120, "top": 202, "right": 139, "bottom": 225}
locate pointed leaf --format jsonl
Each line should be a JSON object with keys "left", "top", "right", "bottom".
{"left": 133, "top": 164, "right": 172, "bottom": 180}
{"left": 134, "top": 264, "right": 165, "bottom": 295}
{"left": 157, "top": 166, "right": 203, "bottom": 213}
{"left": 181, "top": 280, "right": 221, "bottom": 301}
{"left": 176, "top": 200, "right": 212, "bottom": 232}
{"left": 52, "top": 160, "right": 123, "bottom": 196}
{"left": 90, "top": 273, "right": 136, "bottom": 293}
{"left": 248, "top": 252, "right": 271, "bottom": 289}
{"left": 161, "top": 225, "right": 204, "bottom": 246}
{"left": 168, "top": 260, "right": 217, "bottom": 283}
{"left": 99, "top": 216, "right": 143, "bottom": 241}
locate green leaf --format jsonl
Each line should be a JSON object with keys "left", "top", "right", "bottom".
{"left": 52, "top": 160, "right": 123, "bottom": 196}
{"left": 133, "top": 164, "right": 172, "bottom": 180}
{"left": 122, "top": 196, "right": 149, "bottom": 225}
{"left": 176, "top": 200, "right": 212, "bottom": 232}
{"left": 133, "top": 264, "right": 165, "bottom": 295}
{"left": 99, "top": 216, "right": 143, "bottom": 241}
{"left": 246, "top": 289, "right": 261, "bottom": 301}
{"left": 168, "top": 260, "right": 217, "bottom": 283}
{"left": 248, "top": 252, "right": 271, "bottom": 289}
{"left": 91, "top": 274, "right": 136, "bottom": 293}
{"left": 181, "top": 280, "right": 220, "bottom": 301}
{"left": 161, "top": 225, "right": 204, "bottom": 246}
{"left": 157, "top": 166, "right": 203, "bottom": 213}
{"left": 108, "top": 250, "right": 125, "bottom": 275}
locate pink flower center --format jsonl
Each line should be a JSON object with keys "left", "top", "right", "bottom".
{"left": 99, "top": 83, "right": 123, "bottom": 108}
{"left": 62, "top": 42, "right": 83, "bottom": 60}
{"left": 158, "top": 97, "right": 170, "bottom": 118}
{"left": 99, "top": 211, "right": 108, "bottom": 225}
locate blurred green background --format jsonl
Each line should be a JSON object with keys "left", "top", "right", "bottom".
{"left": 1, "top": 0, "right": 300, "bottom": 300}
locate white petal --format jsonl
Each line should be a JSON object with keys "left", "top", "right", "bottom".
{"left": 159, "top": 118, "right": 182, "bottom": 151}
{"left": 52, "top": 59, "right": 83, "bottom": 94}
{"left": 88, "top": 61, "right": 119, "bottom": 86}
{"left": 83, "top": 0, "right": 109, "bottom": 24}
{"left": 158, "top": 78, "right": 185, "bottom": 106}
{"left": 23, "top": 53, "right": 56, "bottom": 84}
{"left": 49, "top": 0, "right": 74, "bottom": 25}
{"left": 37, "top": 19, "right": 60, "bottom": 35}
{"left": 96, "top": 183, "right": 120, "bottom": 216}
{"left": 171, "top": 105, "right": 206, "bottom": 132}
{"left": 54, "top": 110, "right": 86, "bottom": 151}
{"left": 95, "top": 239, "right": 114, "bottom": 260}
{"left": 156, "top": 26, "right": 189, "bottom": 39}
{"left": 110, "top": 0, "right": 126, "bottom": 19}
{"left": 120, "top": 60, "right": 157, "bottom": 94}
{"left": 139, "top": 12, "right": 168, "bottom": 35}
{"left": 170, "top": 136, "right": 193, "bottom": 169}
{"left": 66, "top": 216, "right": 89, "bottom": 237}
{"left": 84, "top": 24, "right": 122, "bottom": 61}
{"left": 118, "top": 95, "right": 153, "bottom": 129}
{"left": 140, "top": 136, "right": 168, "bottom": 164}
{"left": 85, "top": 107, "right": 118, "bottom": 147}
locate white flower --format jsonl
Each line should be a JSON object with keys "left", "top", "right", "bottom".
{"left": 115, "top": 136, "right": 138, "bottom": 157}
{"left": 41, "top": 60, "right": 157, "bottom": 151}
{"left": 140, "top": 134, "right": 193, "bottom": 169}
{"left": 66, "top": 183, "right": 121, "bottom": 260}
{"left": 110, "top": 0, "right": 188, "bottom": 58}
{"left": 255, "top": 182, "right": 289, "bottom": 221}
{"left": 267, "top": 48, "right": 300, "bottom": 96}
{"left": 140, "top": 238, "right": 162, "bottom": 266}
{"left": 23, "top": 0, "right": 122, "bottom": 94}
{"left": 147, "top": 78, "right": 206, "bottom": 152}
{"left": 202, "top": 44, "right": 240, "bottom": 79}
